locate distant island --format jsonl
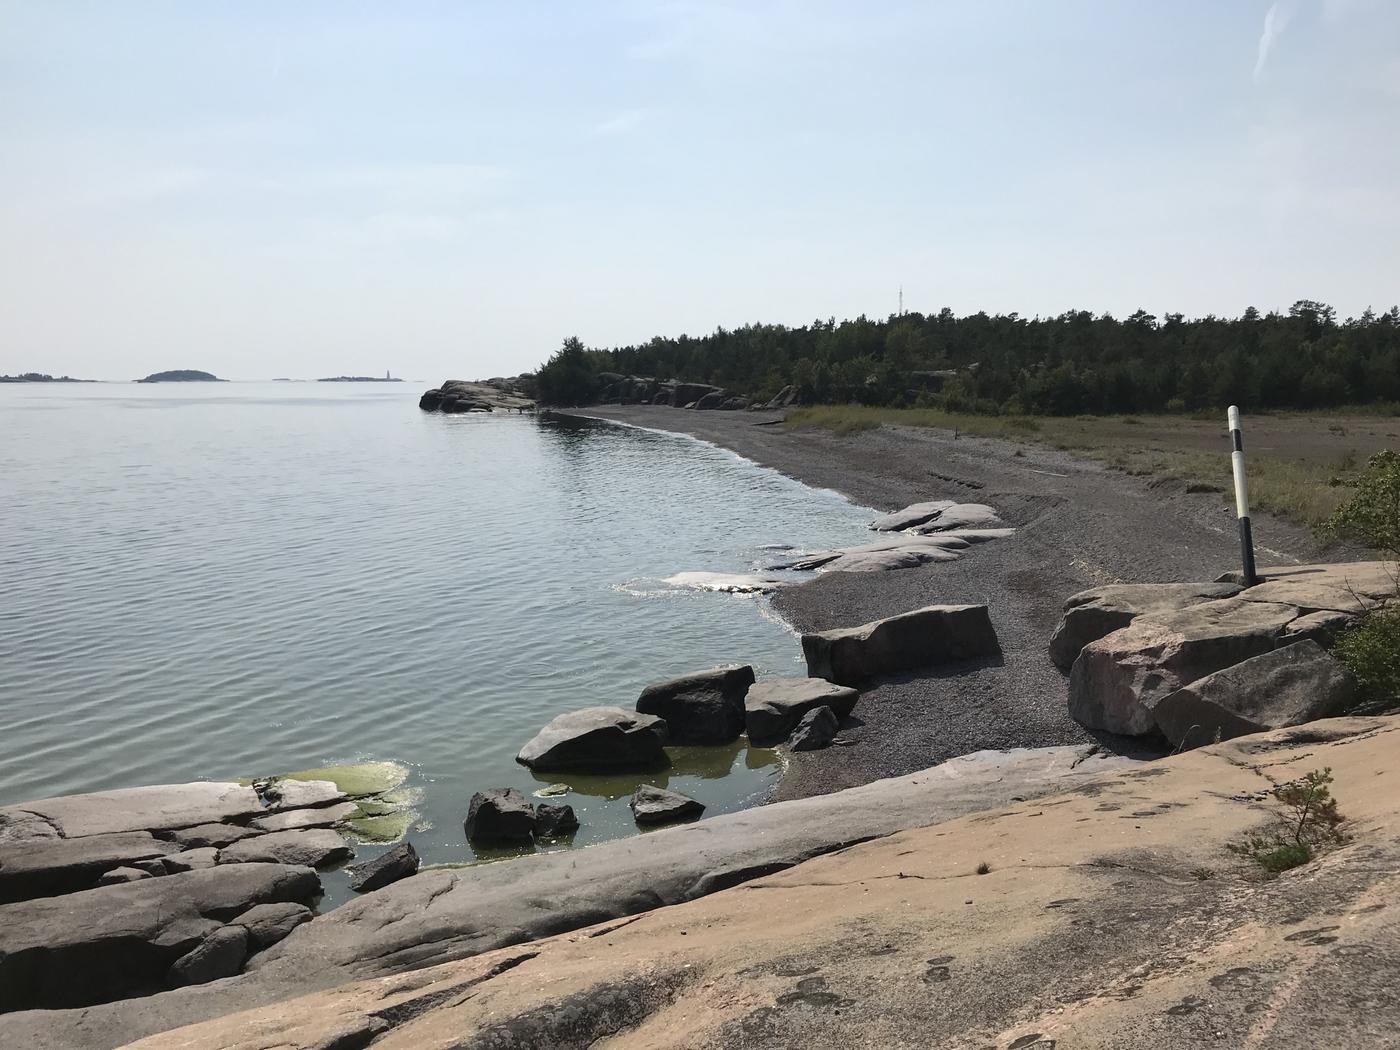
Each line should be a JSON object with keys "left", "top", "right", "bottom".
{"left": 0, "top": 372, "right": 95, "bottom": 383}
{"left": 136, "top": 370, "right": 224, "bottom": 383}
{"left": 317, "top": 375, "right": 404, "bottom": 383}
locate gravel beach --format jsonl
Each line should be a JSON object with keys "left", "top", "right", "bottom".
{"left": 576, "top": 406, "right": 1331, "bottom": 801}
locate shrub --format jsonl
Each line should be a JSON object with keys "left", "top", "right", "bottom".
{"left": 1325, "top": 449, "right": 1400, "bottom": 557}
{"left": 1334, "top": 607, "right": 1400, "bottom": 707}
{"left": 1229, "top": 768, "right": 1344, "bottom": 875}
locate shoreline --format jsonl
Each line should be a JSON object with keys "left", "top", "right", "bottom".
{"left": 568, "top": 405, "right": 1333, "bottom": 801}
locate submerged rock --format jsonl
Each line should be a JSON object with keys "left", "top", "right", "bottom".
{"left": 663, "top": 571, "right": 785, "bottom": 593}
{"left": 348, "top": 843, "right": 420, "bottom": 893}
{"left": 803, "top": 604, "right": 1001, "bottom": 686}
{"left": 745, "top": 678, "right": 860, "bottom": 745}
{"left": 516, "top": 707, "right": 669, "bottom": 772}
{"left": 636, "top": 665, "right": 755, "bottom": 745}
{"left": 1149, "top": 640, "right": 1356, "bottom": 749}
{"left": 464, "top": 789, "right": 536, "bottom": 843}
{"left": 788, "top": 706, "right": 840, "bottom": 751}
{"left": 630, "top": 785, "right": 705, "bottom": 826}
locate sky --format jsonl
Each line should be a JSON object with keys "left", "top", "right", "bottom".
{"left": 2, "top": 1, "right": 1398, "bottom": 381}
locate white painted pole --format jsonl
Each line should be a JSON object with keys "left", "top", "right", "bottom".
{"left": 1227, "top": 406, "right": 1258, "bottom": 586}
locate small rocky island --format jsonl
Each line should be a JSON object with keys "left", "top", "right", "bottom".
{"left": 137, "top": 370, "right": 224, "bottom": 383}
{"left": 0, "top": 372, "right": 94, "bottom": 383}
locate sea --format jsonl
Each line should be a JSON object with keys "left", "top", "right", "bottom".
{"left": 0, "top": 381, "right": 871, "bottom": 904}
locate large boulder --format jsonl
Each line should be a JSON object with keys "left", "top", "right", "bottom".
{"left": 218, "top": 829, "right": 352, "bottom": 869}
{"left": 1148, "top": 640, "right": 1356, "bottom": 749}
{"left": 694, "top": 391, "right": 725, "bottom": 410}
{"left": 1282, "top": 609, "right": 1358, "bottom": 647}
{"left": 516, "top": 707, "right": 669, "bottom": 772}
{"left": 0, "top": 830, "right": 182, "bottom": 904}
{"left": 0, "top": 862, "right": 318, "bottom": 1010}
{"left": 464, "top": 790, "right": 536, "bottom": 843}
{"left": 534, "top": 803, "right": 580, "bottom": 839}
{"left": 635, "top": 665, "right": 755, "bottom": 745}
{"left": 1049, "top": 582, "right": 1244, "bottom": 669}
{"left": 802, "top": 604, "right": 1000, "bottom": 686}
{"left": 1067, "top": 598, "right": 1299, "bottom": 735}
{"left": 745, "top": 678, "right": 859, "bottom": 745}
{"left": 348, "top": 843, "right": 419, "bottom": 893}
{"left": 630, "top": 786, "right": 704, "bottom": 826}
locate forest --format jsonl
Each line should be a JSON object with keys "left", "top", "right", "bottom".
{"left": 532, "top": 301, "right": 1400, "bottom": 415}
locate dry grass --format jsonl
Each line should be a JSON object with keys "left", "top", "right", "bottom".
{"left": 785, "top": 405, "right": 1394, "bottom": 528}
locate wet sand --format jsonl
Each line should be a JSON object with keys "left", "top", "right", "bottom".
{"left": 576, "top": 406, "right": 1334, "bottom": 801}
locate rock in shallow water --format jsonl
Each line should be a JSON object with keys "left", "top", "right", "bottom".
{"left": 630, "top": 785, "right": 705, "bottom": 826}
{"left": 534, "top": 803, "right": 580, "bottom": 839}
{"left": 635, "top": 665, "right": 754, "bottom": 745}
{"left": 516, "top": 706, "right": 669, "bottom": 772}
{"left": 348, "top": 843, "right": 419, "bottom": 893}
{"left": 464, "top": 789, "right": 535, "bottom": 843}
{"left": 744, "top": 678, "right": 859, "bottom": 745}
{"left": 788, "top": 706, "right": 840, "bottom": 751}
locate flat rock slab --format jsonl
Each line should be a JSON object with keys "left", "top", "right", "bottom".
{"left": 745, "top": 678, "right": 860, "bottom": 745}
{"left": 250, "top": 802, "right": 360, "bottom": 833}
{"left": 218, "top": 829, "right": 352, "bottom": 869}
{"left": 231, "top": 902, "right": 314, "bottom": 951}
{"left": 910, "top": 503, "right": 1003, "bottom": 532}
{"left": 348, "top": 844, "right": 419, "bottom": 894}
{"left": 803, "top": 604, "right": 1000, "bottom": 686}
{"left": 168, "top": 824, "right": 265, "bottom": 850}
{"left": 1068, "top": 597, "right": 1299, "bottom": 735}
{"left": 516, "top": 706, "right": 669, "bottom": 772}
{"left": 1219, "top": 560, "right": 1399, "bottom": 600}
{"left": 1149, "top": 639, "right": 1356, "bottom": 749}
{"left": 0, "top": 830, "right": 183, "bottom": 904}
{"left": 1049, "top": 581, "right": 1244, "bottom": 669}
{"left": 635, "top": 665, "right": 754, "bottom": 745}
{"left": 869, "top": 500, "right": 956, "bottom": 531}
{"left": 0, "top": 782, "right": 264, "bottom": 840}
{"left": 0, "top": 862, "right": 319, "bottom": 1012}
{"left": 258, "top": 780, "right": 346, "bottom": 812}
{"left": 12, "top": 743, "right": 1148, "bottom": 1049}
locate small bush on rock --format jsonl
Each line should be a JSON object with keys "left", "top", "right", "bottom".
{"left": 1334, "top": 606, "right": 1400, "bottom": 708}
{"left": 1229, "top": 768, "right": 1344, "bottom": 875}
{"left": 1325, "top": 449, "right": 1400, "bottom": 557}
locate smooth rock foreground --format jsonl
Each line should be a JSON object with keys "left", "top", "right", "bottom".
{"left": 2, "top": 743, "right": 1143, "bottom": 1048}
{"left": 803, "top": 603, "right": 1001, "bottom": 686}
{"left": 105, "top": 718, "right": 1400, "bottom": 1050}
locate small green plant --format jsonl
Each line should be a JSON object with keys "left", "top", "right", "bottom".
{"left": 1334, "top": 607, "right": 1400, "bottom": 707}
{"left": 1326, "top": 449, "right": 1400, "bottom": 557}
{"left": 1189, "top": 866, "right": 1216, "bottom": 881}
{"left": 1229, "top": 768, "right": 1344, "bottom": 874}
{"left": 975, "top": 861, "right": 991, "bottom": 875}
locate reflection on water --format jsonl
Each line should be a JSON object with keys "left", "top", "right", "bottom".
{"left": 0, "top": 384, "right": 870, "bottom": 906}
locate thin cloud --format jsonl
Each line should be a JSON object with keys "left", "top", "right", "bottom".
{"left": 591, "top": 109, "right": 649, "bottom": 137}
{"left": 1253, "top": 1, "right": 1297, "bottom": 83}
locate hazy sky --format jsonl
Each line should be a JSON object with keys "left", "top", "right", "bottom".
{"left": 3, "top": 1, "right": 1398, "bottom": 381}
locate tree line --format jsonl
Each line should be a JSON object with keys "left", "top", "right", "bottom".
{"left": 532, "top": 301, "right": 1400, "bottom": 415}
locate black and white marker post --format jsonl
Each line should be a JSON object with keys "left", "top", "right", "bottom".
{"left": 1227, "top": 405, "right": 1259, "bottom": 587}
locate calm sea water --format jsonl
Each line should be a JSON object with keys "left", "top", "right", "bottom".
{"left": 0, "top": 382, "right": 870, "bottom": 903}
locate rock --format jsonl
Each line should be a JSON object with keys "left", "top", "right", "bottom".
{"left": 0, "top": 830, "right": 182, "bottom": 904}
{"left": 776, "top": 533, "right": 994, "bottom": 573}
{"left": 534, "top": 803, "right": 580, "bottom": 839}
{"left": 168, "top": 925, "right": 248, "bottom": 987}
{"left": 745, "top": 678, "right": 860, "bottom": 745}
{"left": 348, "top": 843, "right": 419, "bottom": 893}
{"left": 802, "top": 604, "right": 1001, "bottom": 686}
{"left": 635, "top": 665, "right": 755, "bottom": 745}
{"left": 630, "top": 785, "right": 705, "bottom": 826}
{"left": 694, "top": 391, "right": 725, "bottom": 410}
{"left": 719, "top": 397, "right": 748, "bottom": 410}
{"left": 1067, "top": 598, "right": 1299, "bottom": 735}
{"left": 464, "top": 789, "right": 536, "bottom": 843}
{"left": 0, "top": 782, "right": 264, "bottom": 839}
{"left": 1049, "top": 582, "right": 1245, "bottom": 669}
{"left": 0, "top": 862, "right": 318, "bottom": 1010}
{"left": 230, "top": 901, "right": 315, "bottom": 950}
{"left": 258, "top": 779, "right": 346, "bottom": 811}
{"left": 788, "top": 706, "right": 839, "bottom": 751}
{"left": 911, "top": 503, "right": 1004, "bottom": 533}
{"left": 251, "top": 801, "right": 360, "bottom": 833}
{"left": 219, "top": 829, "right": 353, "bottom": 869}
{"left": 869, "top": 500, "right": 956, "bottom": 532}
{"left": 418, "top": 388, "right": 443, "bottom": 411}
{"left": 95, "top": 866, "right": 152, "bottom": 886}
{"left": 663, "top": 571, "right": 785, "bottom": 593}
{"left": 1219, "top": 560, "right": 1399, "bottom": 601}
{"left": 516, "top": 706, "right": 669, "bottom": 772}
{"left": 820, "top": 546, "right": 960, "bottom": 573}
{"left": 132, "top": 858, "right": 170, "bottom": 876}
{"left": 162, "top": 847, "right": 220, "bottom": 873}
{"left": 167, "top": 823, "right": 265, "bottom": 849}
{"left": 1148, "top": 640, "right": 1357, "bottom": 749}
{"left": 1282, "top": 609, "right": 1358, "bottom": 647}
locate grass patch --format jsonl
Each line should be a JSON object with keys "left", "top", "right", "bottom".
{"left": 786, "top": 405, "right": 1373, "bottom": 528}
